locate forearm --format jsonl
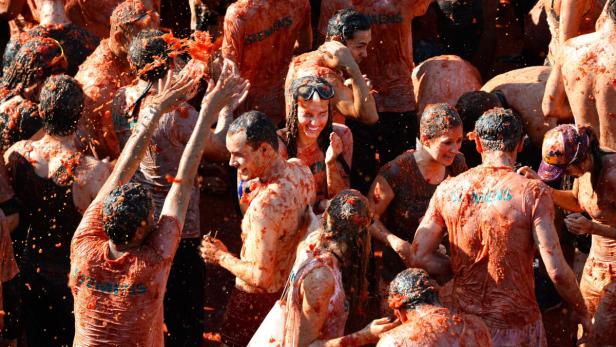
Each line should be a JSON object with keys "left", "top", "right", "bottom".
{"left": 325, "top": 160, "right": 349, "bottom": 199}
{"left": 371, "top": 221, "right": 412, "bottom": 266}
{"left": 590, "top": 220, "right": 616, "bottom": 239}
{"left": 417, "top": 252, "right": 452, "bottom": 282}
{"left": 204, "top": 107, "right": 232, "bottom": 161}
{"left": 217, "top": 251, "right": 270, "bottom": 288}
{"left": 550, "top": 189, "right": 583, "bottom": 212}
{"left": 348, "top": 68, "right": 378, "bottom": 125}
{"left": 95, "top": 105, "right": 163, "bottom": 202}
{"left": 167, "top": 100, "right": 222, "bottom": 220}
{"left": 559, "top": 0, "right": 588, "bottom": 43}
{"left": 552, "top": 267, "right": 588, "bottom": 316}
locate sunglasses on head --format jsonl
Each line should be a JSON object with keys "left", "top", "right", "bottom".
{"left": 295, "top": 82, "right": 335, "bottom": 101}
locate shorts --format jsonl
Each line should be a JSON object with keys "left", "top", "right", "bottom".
{"left": 579, "top": 256, "right": 616, "bottom": 346}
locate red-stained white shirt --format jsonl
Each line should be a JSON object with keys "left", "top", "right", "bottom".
{"left": 70, "top": 201, "right": 181, "bottom": 347}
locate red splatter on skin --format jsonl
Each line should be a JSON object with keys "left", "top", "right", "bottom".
{"left": 165, "top": 174, "right": 183, "bottom": 184}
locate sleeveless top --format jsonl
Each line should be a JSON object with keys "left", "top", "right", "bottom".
{"left": 284, "top": 253, "right": 348, "bottom": 345}
{"left": 7, "top": 152, "right": 83, "bottom": 275}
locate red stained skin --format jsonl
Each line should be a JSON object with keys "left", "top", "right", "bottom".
{"left": 319, "top": 0, "right": 433, "bottom": 113}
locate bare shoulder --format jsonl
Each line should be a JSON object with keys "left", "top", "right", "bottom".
{"left": 302, "top": 266, "right": 335, "bottom": 298}
{"left": 4, "top": 140, "right": 29, "bottom": 163}
{"left": 603, "top": 153, "right": 616, "bottom": 185}
{"left": 376, "top": 324, "right": 416, "bottom": 347}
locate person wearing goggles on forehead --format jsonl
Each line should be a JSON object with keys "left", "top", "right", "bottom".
{"left": 278, "top": 76, "right": 353, "bottom": 212}
{"left": 75, "top": 0, "right": 159, "bottom": 160}
{"left": 519, "top": 124, "right": 616, "bottom": 346}
{"left": 285, "top": 9, "right": 377, "bottom": 126}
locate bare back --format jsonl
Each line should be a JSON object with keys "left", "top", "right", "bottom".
{"left": 412, "top": 55, "right": 482, "bottom": 116}
{"left": 482, "top": 66, "right": 556, "bottom": 148}
{"left": 560, "top": 24, "right": 616, "bottom": 149}
{"left": 239, "top": 159, "right": 315, "bottom": 293}
{"left": 5, "top": 137, "right": 111, "bottom": 213}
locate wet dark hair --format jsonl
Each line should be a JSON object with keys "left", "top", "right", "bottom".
{"left": 419, "top": 103, "right": 463, "bottom": 140}
{"left": 322, "top": 189, "right": 372, "bottom": 321}
{"left": 0, "top": 99, "right": 41, "bottom": 152}
{"left": 475, "top": 107, "right": 524, "bottom": 152}
{"left": 111, "top": 0, "right": 150, "bottom": 34}
{"left": 388, "top": 268, "right": 439, "bottom": 310}
{"left": 455, "top": 91, "right": 502, "bottom": 133}
{"left": 286, "top": 76, "right": 333, "bottom": 159}
{"left": 1, "top": 37, "right": 67, "bottom": 97}
{"left": 103, "top": 183, "right": 153, "bottom": 245}
{"left": 228, "top": 111, "right": 279, "bottom": 151}
{"left": 609, "top": 0, "right": 616, "bottom": 21}
{"left": 128, "top": 29, "right": 170, "bottom": 82}
{"left": 39, "top": 75, "right": 84, "bottom": 136}
{"left": 26, "top": 24, "right": 99, "bottom": 76}
{"left": 326, "top": 9, "right": 371, "bottom": 43}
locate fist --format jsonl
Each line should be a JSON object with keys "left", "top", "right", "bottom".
{"left": 564, "top": 213, "right": 593, "bottom": 235}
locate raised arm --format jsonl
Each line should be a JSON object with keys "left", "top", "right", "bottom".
{"left": 559, "top": 0, "right": 591, "bottom": 44}
{"left": 91, "top": 68, "right": 198, "bottom": 206}
{"left": 542, "top": 59, "right": 573, "bottom": 121}
{"left": 160, "top": 60, "right": 249, "bottom": 227}
{"left": 319, "top": 42, "right": 378, "bottom": 125}
{"left": 325, "top": 128, "right": 352, "bottom": 199}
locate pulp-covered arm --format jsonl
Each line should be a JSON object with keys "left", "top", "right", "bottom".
{"left": 91, "top": 68, "right": 198, "bottom": 206}
{"left": 319, "top": 41, "right": 378, "bottom": 125}
{"left": 410, "top": 189, "right": 452, "bottom": 281}
{"left": 559, "top": 0, "right": 591, "bottom": 44}
{"left": 325, "top": 127, "right": 352, "bottom": 199}
{"left": 542, "top": 59, "right": 573, "bottom": 121}
{"left": 160, "top": 60, "right": 249, "bottom": 228}
{"left": 530, "top": 184, "right": 592, "bottom": 343}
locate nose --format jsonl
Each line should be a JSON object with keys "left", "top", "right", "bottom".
{"left": 229, "top": 156, "right": 238, "bottom": 168}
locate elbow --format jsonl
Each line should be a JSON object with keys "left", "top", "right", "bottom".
{"left": 253, "top": 268, "right": 275, "bottom": 289}
{"left": 547, "top": 267, "right": 571, "bottom": 287}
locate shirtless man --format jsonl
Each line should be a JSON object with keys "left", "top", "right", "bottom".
{"left": 543, "top": 0, "right": 616, "bottom": 150}
{"left": 544, "top": 0, "right": 607, "bottom": 65}
{"left": 377, "top": 268, "right": 492, "bottom": 347}
{"left": 412, "top": 54, "right": 482, "bottom": 117}
{"left": 411, "top": 108, "right": 591, "bottom": 345}
{"left": 285, "top": 8, "right": 377, "bottom": 125}
{"left": 69, "top": 60, "right": 247, "bottom": 346}
{"left": 222, "top": 0, "right": 312, "bottom": 125}
{"left": 318, "top": 0, "right": 433, "bottom": 192}
{"left": 482, "top": 66, "right": 558, "bottom": 149}
{"left": 519, "top": 124, "right": 616, "bottom": 346}
{"left": 75, "top": 1, "right": 158, "bottom": 159}
{"left": 201, "top": 111, "right": 316, "bottom": 346}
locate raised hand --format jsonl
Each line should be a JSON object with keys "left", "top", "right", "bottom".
{"left": 319, "top": 41, "right": 359, "bottom": 73}
{"left": 202, "top": 59, "right": 250, "bottom": 115}
{"left": 149, "top": 68, "right": 198, "bottom": 114}
{"left": 325, "top": 132, "right": 344, "bottom": 164}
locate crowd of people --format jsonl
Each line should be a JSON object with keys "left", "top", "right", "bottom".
{"left": 0, "top": 0, "right": 614, "bottom": 346}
